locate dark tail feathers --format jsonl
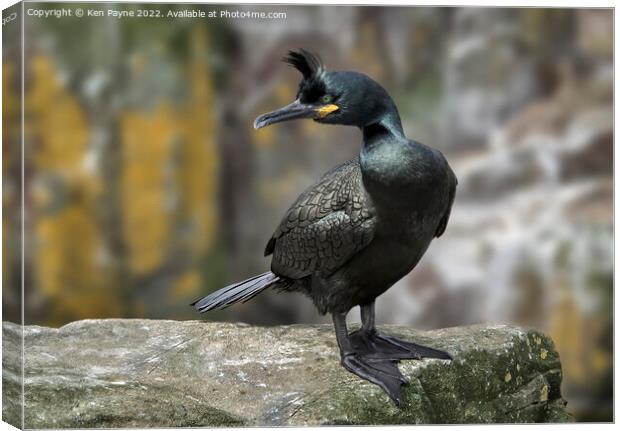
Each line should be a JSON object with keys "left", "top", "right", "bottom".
{"left": 191, "top": 272, "right": 286, "bottom": 313}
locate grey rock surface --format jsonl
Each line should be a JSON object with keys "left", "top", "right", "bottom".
{"left": 2, "top": 319, "right": 572, "bottom": 427}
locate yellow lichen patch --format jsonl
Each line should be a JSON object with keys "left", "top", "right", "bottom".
{"left": 504, "top": 371, "right": 512, "bottom": 383}
{"left": 26, "top": 55, "right": 112, "bottom": 323}
{"left": 175, "top": 25, "right": 218, "bottom": 256}
{"left": 20, "top": 31, "right": 221, "bottom": 322}
{"left": 35, "top": 206, "right": 119, "bottom": 323}
{"left": 27, "top": 56, "right": 89, "bottom": 171}
{"left": 540, "top": 384, "right": 549, "bottom": 402}
{"left": 120, "top": 103, "right": 175, "bottom": 275}
{"left": 171, "top": 271, "right": 201, "bottom": 301}
{"left": 540, "top": 348, "right": 548, "bottom": 359}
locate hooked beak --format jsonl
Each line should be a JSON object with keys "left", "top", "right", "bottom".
{"left": 254, "top": 100, "right": 339, "bottom": 130}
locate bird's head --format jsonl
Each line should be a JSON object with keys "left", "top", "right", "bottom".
{"left": 254, "top": 49, "right": 399, "bottom": 131}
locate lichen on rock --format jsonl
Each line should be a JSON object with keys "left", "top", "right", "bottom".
{"left": 2, "top": 319, "right": 572, "bottom": 427}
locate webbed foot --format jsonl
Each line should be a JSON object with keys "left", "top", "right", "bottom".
{"left": 340, "top": 352, "right": 407, "bottom": 406}
{"left": 349, "top": 329, "right": 452, "bottom": 361}
{"left": 332, "top": 310, "right": 452, "bottom": 407}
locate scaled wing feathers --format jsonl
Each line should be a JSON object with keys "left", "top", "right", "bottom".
{"left": 265, "top": 159, "right": 376, "bottom": 279}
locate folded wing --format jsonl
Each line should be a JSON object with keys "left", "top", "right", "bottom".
{"left": 265, "top": 159, "right": 376, "bottom": 279}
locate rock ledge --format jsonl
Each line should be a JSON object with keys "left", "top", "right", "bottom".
{"left": 2, "top": 319, "right": 572, "bottom": 427}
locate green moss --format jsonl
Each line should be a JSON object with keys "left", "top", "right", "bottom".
{"left": 293, "top": 377, "right": 433, "bottom": 425}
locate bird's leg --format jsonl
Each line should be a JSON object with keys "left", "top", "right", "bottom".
{"left": 332, "top": 312, "right": 405, "bottom": 405}
{"left": 351, "top": 301, "right": 453, "bottom": 361}
{"left": 332, "top": 311, "right": 354, "bottom": 354}
{"left": 360, "top": 301, "right": 375, "bottom": 334}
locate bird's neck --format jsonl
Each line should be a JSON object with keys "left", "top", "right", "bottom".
{"left": 361, "top": 108, "right": 405, "bottom": 146}
{"left": 359, "top": 111, "right": 424, "bottom": 209}
{"left": 360, "top": 110, "right": 406, "bottom": 154}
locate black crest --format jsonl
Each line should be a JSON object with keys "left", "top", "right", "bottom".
{"left": 283, "top": 49, "right": 324, "bottom": 80}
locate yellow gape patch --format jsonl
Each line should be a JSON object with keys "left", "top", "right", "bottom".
{"left": 316, "top": 104, "right": 339, "bottom": 118}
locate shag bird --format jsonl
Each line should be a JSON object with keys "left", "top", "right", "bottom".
{"left": 192, "top": 49, "right": 457, "bottom": 405}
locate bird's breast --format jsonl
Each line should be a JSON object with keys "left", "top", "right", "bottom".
{"left": 361, "top": 142, "right": 450, "bottom": 213}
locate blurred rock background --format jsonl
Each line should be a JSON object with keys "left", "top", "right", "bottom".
{"left": 2, "top": 4, "right": 612, "bottom": 422}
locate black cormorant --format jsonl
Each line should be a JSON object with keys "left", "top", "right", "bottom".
{"left": 192, "top": 49, "right": 457, "bottom": 405}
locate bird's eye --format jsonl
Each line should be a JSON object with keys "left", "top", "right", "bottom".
{"left": 321, "top": 94, "right": 334, "bottom": 104}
